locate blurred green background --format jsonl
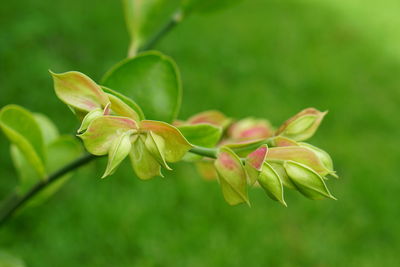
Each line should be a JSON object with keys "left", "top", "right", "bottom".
{"left": 1, "top": 0, "right": 399, "bottom": 266}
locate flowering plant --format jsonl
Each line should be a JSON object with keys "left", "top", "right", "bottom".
{"left": 0, "top": 0, "right": 338, "bottom": 225}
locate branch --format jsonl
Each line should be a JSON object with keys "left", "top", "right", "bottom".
{"left": 0, "top": 153, "right": 96, "bottom": 226}
{"left": 129, "top": 10, "right": 183, "bottom": 57}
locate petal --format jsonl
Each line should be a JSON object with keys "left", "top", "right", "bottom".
{"left": 140, "top": 120, "right": 193, "bottom": 162}
{"left": 102, "top": 131, "right": 132, "bottom": 178}
{"left": 130, "top": 137, "right": 163, "bottom": 180}
{"left": 50, "top": 71, "right": 109, "bottom": 112}
{"left": 214, "top": 147, "right": 249, "bottom": 206}
{"left": 79, "top": 116, "right": 137, "bottom": 155}
{"left": 283, "top": 161, "right": 336, "bottom": 200}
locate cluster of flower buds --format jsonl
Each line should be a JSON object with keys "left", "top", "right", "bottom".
{"left": 176, "top": 109, "right": 337, "bottom": 206}
{"left": 51, "top": 71, "right": 193, "bottom": 179}
{"left": 51, "top": 71, "right": 338, "bottom": 207}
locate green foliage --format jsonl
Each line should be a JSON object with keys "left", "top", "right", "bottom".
{"left": 2, "top": 107, "right": 82, "bottom": 202}
{"left": 102, "top": 51, "right": 182, "bottom": 122}
{"left": 0, "top": 105, "right": 46, "bottom": 178}
{"left": 178, "top": 123, "right": 222, "bottom": 147}
{"left": 123, "top": 0, "right": 181, "bottom": 54}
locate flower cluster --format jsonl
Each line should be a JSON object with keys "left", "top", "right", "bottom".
{"left": 51, "top": 71, "right": 337, "bottom": 206}
{"left": 51, "top": 71, "right": 192, "bottom": 179}
{"left": 177, "top": 109, "right": 337, "bottom": 206}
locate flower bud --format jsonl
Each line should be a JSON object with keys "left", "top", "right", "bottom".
{"left": 283, "top": 160, "right": 336, "bottom": 200}
{"left": 276, "top": 108, "right": 327, "bottom": 141}
{"left": 130, "top": 136, "right": 164, "bottom": 179}
{"left": 258, "top": 162, "right": 286, "bottom": 206}
{"left": 186, "top": 110, "right": 231, "bottom": 129}
{"left": 267, "top": 146, "right": 332, "bottom": 176}
{"left": 299, "top": 142, "right": 338, "bottom": 178}
{"left": 78, "top": 108, "right": 104, "bottom": 133}
{"left": 245, "top": 145, "right": 268, "bottom": 185}
{"left": 227, "top": 118, "right": 274, "bottom": 143}
{"left": 268, "top": 162, "right": 296, "bottom": 190}
{"left": 214, "top": 147, "right": 249, "bottom": 206}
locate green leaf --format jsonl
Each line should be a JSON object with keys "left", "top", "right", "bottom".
{"left": 10, "top": 145, "right": 42, "bottom": 195}
{"left": 29, "top": 136, "right": 82, "bottom": 207}
{"left": 130, "top": 136, "right": 163, "bottom": 179}
{"left": 214, "top": 147, "right": 249, "bottom": 206}
{"left": 258, "top": 162, "right": 286, "bottom": 206}
{"left": 34, "top": 113, "right": 59, "bottom": 145}
{"left": 0, "top": 105, "right": 46, "bottom": 177}
{"left": 283, "top": 161, "right": 336, "bottom": 200}
{"left": 178, "top": 123, "right": 222, "bottom": 147}
{"left": 123, "top": 0, "right": 181, "bottom": 54}
{"left": 182, "top": 0, "right": 242, "bottom": 14}
{"left": 102, "top": 51, "right": 182, "bottom": 122}
{"left": 141, "top": 120, "right": 192, "bottom": 162}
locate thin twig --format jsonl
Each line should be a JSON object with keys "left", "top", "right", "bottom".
{"left": 0, "top": 153, "right": 96, "bottom": 226}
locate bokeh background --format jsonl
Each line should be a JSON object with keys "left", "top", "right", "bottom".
{"left": 1, "top": 0, "right": 399, "bottom": 266}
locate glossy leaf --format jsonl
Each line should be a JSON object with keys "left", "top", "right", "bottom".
{"left": 214, "top": 147, "right": 249, "bottom": 206}
{"left": 102, "top": 52, "right": 182, "bottom": 122}
{"left": 0, "top": 105, "right": 46, "bottom": 177}
{"left": 141, "top": 120, "right": 192, "bottom": 162}
{"left": 79, "top": 116, "right": 137, "bottom": 155}
{"left": 50, "top": 71, "right": 109, "bottom": 112}
{"left": 258, "top": 162, "right": 286, "bottom": 206}
{"left": 130, "top": 136, "right": 163, "bottom": 179}
{"left": 284, "top": 161, "right": 336, "bottom": 200}
{"left": 178, "top": 123, "right": 222, "bottom": 147}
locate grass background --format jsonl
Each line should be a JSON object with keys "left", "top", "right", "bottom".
{"left": 1, "top": 0, "right": 399, "bottom": 266}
